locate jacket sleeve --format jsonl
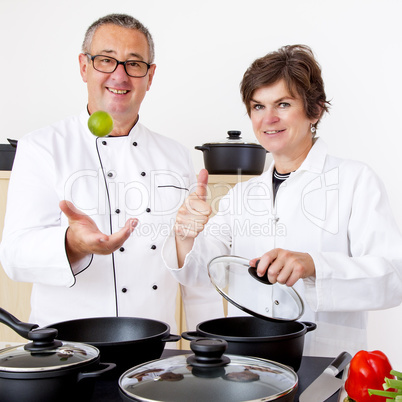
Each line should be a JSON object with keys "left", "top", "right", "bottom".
{"left": 0, "top": 134, "right": 76, "bottom": 287}
{"left": 305, "top": 164, "right": 402, "bottom": 312}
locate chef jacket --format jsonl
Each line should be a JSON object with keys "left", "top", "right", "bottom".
{"left": 162, "top": 138, "right": 402, "bottom": 356}
{"left": 0, "top": 109, "right": 223, "bottom": 332}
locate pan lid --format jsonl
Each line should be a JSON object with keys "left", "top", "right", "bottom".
{"left": 119, "top": 338, "right": 297, "bottom": 402}
{"left": 0, "top": 328, "right": 99, "bottom": 373}
{"left": 207, "top": 255, "right": 304, "bottom": 322}
{"left": 202, "top": 130, "right": 264, "bottom": 147}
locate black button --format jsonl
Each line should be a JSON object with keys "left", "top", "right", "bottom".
{"left": 146, "top": 208, "right": 151, "bottom": 213}
{"left": 122, "top": 288, "right": 127, "bottom": 293}
{"left": 141, "top": 172, "right": 146, "bottom": 176}
{"left": 107, "top": 172, "right": 113, "bottom": 178}
{"left": 115, "top": 209, "right": 120, "bottom": 214}
{"left": 102, "top": 141, "right": 107, "bottom": 145}
{"left": 119, "top": 247, "right": 125, "bottom": 252}
{"left": 133, "top": 142, "right": 138, "bottom": 146}
{"left": 152, "top": 285, "right": 158, "bottom": 290}
{"left": 151, "top": 245, "right": 156, "bottom": 250}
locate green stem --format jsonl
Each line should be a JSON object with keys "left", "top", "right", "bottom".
{"left": 368, "top": 389, "right": 400, "bottom": 398}
{"left": 385, "top": 378, "right": 402, "bottom": 390}
{"left": 391, "top": 370, "right": 402, "bottom": 381}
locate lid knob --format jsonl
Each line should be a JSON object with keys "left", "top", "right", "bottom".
{"left": 227, "top": 130, "right": 242, "bottom": 140}
{"left": 248, "top": 260, "right": 273, "bottom": 285}
{"left": 24, "top": 328, "right": 63, "bottom": 352}
{"left": 187, "top": 339, "right": 230, "bottom": 368}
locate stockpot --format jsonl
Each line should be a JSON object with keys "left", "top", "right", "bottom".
{"left": 0, "top": 308, "right": 115, "bottom": 402}
{"left": 182, "top": 256, "right": 317, "bottom": 372}
{"left": 195, "top": 131, "right": 267, "bottom": 175}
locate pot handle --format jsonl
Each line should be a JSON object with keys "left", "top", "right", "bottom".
{"left": 302, "top": 321, "right": 317, "bottom": 333}
{"left": 0, "top": 307, "right": 39, "bottom": 339}
{"left": 181, "top": 331, "right": 202, "bottom": 341}
{"left": 194, "top": 145, "right": 210, "bottom": 152}
{"left": 161, "top": 333, "right": 181, "bottom": 343}
{"left": 77, "top": 362, "right": 116, "bottom": 382}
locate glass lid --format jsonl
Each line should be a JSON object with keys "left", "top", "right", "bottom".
{"left": 207, "top": 255, "right": 304, "bottom": 321}
{"left": 0, "top": 341, "right": 99, "bottom": 372}
{"left": 119, "top": 339, "right": 297, "bottom": 402}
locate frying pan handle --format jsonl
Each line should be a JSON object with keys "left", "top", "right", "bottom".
{"left": 7, "top": 138, "right": 18, "bottom": 148}
{"left": 302, "top": 321, "right": 317, "bottom": 333}
{"left": 194, "top": 145, "right": 210, "bottom": 152}
{"left": 181, "top": 331, "right": 202, "bottom": 341}
{"left": 77, "top": 362, "right": 117, "bottom": 382}
{"left": 0, "top": 307, "right": 39, "bottom": 339}
{"left": 162, "top": 334, "right": 181, "bottom": 343}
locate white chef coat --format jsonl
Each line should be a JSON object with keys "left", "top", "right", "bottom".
{"left": 162, "top": 138, "right": 402, "bottom": 356}
{"left": 0, "top": 109, "right": 223, "bottom": 333}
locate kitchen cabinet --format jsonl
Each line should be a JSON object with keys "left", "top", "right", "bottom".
{"left": 0, "top": 171, "right": 32, "bottom": 345}
{"left": 0, "top": 171, "right": 253, "bottom": 347}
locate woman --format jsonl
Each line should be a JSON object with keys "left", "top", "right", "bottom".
{"left": 162, "top": 45, "right": 402, "bottom": 356}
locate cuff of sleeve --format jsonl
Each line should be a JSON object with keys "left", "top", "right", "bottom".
{"left": 161, "top": 230, "right": 210, "bottom": 287}
{"left": 70, "top": 254, "right": 93, "bottom": 276}
{"left": 161, "top": 228, "right": 180, "bottom": 270}
{"left": 63, "top": 228, "right": 92, "bottom": 281}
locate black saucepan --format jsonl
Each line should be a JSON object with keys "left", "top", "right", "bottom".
{"left": 45, "top": 316, "right": 181, "bottom": 376}
{"left": 195, "top": 130, "right": 267, "bottom": 175}
{"left": 182, "top": 317, "right": 316, "bottom": 372}
{"left": 181, "top": 256, "right": 317, "bottom": 372}
{"left": 0, "top": 307, "right": 115, "bottom": 402}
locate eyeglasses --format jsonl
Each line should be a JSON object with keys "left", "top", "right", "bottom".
{"left": 85, "top": 54, "right": 151, "bottom": 78}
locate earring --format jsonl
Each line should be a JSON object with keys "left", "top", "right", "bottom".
{"left": 310, "top": 124, "right": 316, "bottom": 134}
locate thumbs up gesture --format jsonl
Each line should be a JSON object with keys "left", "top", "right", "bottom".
{"left": 175, "top": 169, "right": 212, "bottom": 240}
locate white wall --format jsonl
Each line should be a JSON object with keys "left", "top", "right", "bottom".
{"left": 1, "top": 0, "right": 402, "bottom": 366}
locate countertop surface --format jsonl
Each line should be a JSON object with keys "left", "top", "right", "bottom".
{"left": 90, "top": 350, "right": 343, "bottom": 401}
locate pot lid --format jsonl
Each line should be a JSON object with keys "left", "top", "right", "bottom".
{"left": 208, "top": 255, "right": 304, "bottom": 321}
{"left": 119, "top": 338, "right": 297, "bottom": 402}
{"left": 202, "top": 131, "right": 264, "bottom": 148}
{"left": 0, "top": 333, "right": 99, "bottom": 373}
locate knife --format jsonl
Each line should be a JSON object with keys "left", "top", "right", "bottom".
{"left": 299, "top": 351, "right": 352, "bottom": 402}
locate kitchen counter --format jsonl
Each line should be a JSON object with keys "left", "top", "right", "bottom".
{"left": 90, "top": 351, "right": 343, "bottom": 401}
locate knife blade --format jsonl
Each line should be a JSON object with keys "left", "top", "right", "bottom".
{"left": 299, "top": 351, "right": 352, "bottom": 402}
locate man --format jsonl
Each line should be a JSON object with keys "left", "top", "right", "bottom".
{"left": 0, "top": 14, "right": 223, "bottom": 333}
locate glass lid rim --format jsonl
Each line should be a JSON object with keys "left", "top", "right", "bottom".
{"left": 119, "top": 352, "right": 298, "bottom": 390}
{"left": 207, "top": 255, "right": 304, "bottom": 322}
{"left": 0, "top": 342, "right": 99, "bottom": 372}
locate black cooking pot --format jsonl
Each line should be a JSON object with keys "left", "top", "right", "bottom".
{"left": 195, "top": 131, "right": 267, "bottom": 175}
{"left": 181, "top": 255, "right": 317, "bottom": 372}
{"left": 45, "top": 316, "right": 181, "bottom": 376}
{"left": 182, "top": 317, "right": 316, "bottom": 372}
{"left": 119, "top": 338, "right": 298, "bottom": 402}
{"left": 0, "top": 308, "right": 115, "bottom": 402}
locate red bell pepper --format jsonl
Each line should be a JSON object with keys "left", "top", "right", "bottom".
{"left": 345, "top": 350, "right": 394, "bottom": 402}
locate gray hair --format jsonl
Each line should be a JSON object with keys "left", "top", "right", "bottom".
{"left": 82, "top": 13, "right": 155, "bottom": 63}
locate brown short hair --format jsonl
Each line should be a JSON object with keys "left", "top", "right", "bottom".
{"left": 82, "top": 14, "right": 155, "bottom": 64}
{"left": 240, "top": 45, "right": 330, "bottom": 126}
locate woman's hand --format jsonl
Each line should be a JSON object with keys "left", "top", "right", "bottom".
{"left": 59, "top": 200, "right": 138, "bottom": 264}
{"left": 250, "top": 248, "right": 315, "bottom": 287}
{"left": 174, "top": 169, "right": 212, "bottom": 267}
{"left": 174, "top": 169, "right": 211, "bottom": 240}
